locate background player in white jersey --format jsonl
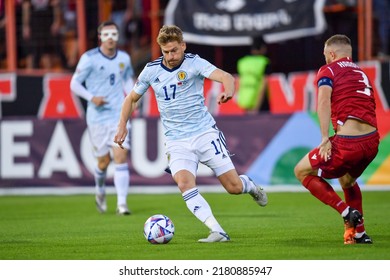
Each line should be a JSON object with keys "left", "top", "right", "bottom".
{"left": 71, "top": 21, "right": 134, "bottom": 215}
{"left": 114, "top": 25, "right": 268, "bottom": 242}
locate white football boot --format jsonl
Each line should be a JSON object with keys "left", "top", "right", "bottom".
{"left": 198, "top": 231, "right": 230, "bottom": 243}
{"left": 95, "top": 193, "right": 107, "bottom": 213}
{"left": 247, "top": 176, "right": 268, "bottom": 207}
{"left": 116, "top": 204, "right": 131, "bottom": 215}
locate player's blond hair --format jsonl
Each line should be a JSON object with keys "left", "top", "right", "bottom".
{"left": 157, "top": 25, "right": 184, "bottom": 46}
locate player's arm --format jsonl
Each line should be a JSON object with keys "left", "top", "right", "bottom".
{"left": 208, "top": 68, "right": 235, "bottom": 104}
{"left": 317, "top": 83, "right": 332, "bottom": 161}
{"left": 70, "top": 55, "right": 107, "bottom": 106}
{"left": 70, "top": 76, "right": 106, "bottom": 106}
{"left": 114, "top": 90, "right": 142, "bottom": 148}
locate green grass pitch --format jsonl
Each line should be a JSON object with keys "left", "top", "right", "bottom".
{"left": 0, "top": 191, "right": 389, "bottom": 260}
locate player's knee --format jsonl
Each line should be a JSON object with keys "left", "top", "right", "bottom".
{"left": 339, "top": 175, "right": 356, "bottom": 189}
{"left": 97, "top": 155, "right": 111, "bottom": 170}
{"left": 294, "top": 165, "right": 313, "bottom": 184}
{"left": 294, "top": 164, "right": 302, "bottom": 182}
{"left": 177, "top": 182, "right": 195, "bottom": 193}
{"left": 98, "top": 162, "right": 108, "bottom": 171}
{"left": 174, "top": 171, "right": 196, "bottom": 193}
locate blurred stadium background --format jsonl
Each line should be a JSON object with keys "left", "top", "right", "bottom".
{"left": 1, "top": 0, "right": 389, "bottom": 194}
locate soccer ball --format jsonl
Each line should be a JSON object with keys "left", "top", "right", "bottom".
{"left": 143, "top": 214, "right": 175, "bottom": 244}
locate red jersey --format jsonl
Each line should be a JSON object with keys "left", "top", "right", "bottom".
{"left": 316, "top": 57, "right": 377, "bottom": 131}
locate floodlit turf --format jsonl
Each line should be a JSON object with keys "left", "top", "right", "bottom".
{"left": 0, "top": 191, "right": 389, "bottom": 260}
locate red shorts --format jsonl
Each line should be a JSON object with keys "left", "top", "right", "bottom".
{"left": 308, "top": 131, "right": 379, "bottom": 179}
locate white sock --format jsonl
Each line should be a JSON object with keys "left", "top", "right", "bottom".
{"left": 341, "top": 206, "right": 350, "bottom": 218}
{"left": 239, "top": 175, "right": 256, "bottom": 194}
{"left": 114, "top": 163, "right": 130, "bottom": 206}
{"left": 355, "top": 231, "right": 365, "bottom": 238}
{"left": 204, "top": 216, "right": 225, "bottom": 233}
{"left": 182, "top": 187, "right": 225, "bottom": 233}
{"left": 94, "top": 167, "right": 106, "bottom": 195}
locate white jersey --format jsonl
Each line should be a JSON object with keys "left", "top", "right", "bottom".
{"left": 134, "top": 53, "right": 217, "bottom": 140}
{"left": 72, "top": 47, "right": 134, "bottom": 125}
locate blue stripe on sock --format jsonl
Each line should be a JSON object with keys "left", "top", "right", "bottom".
{"left": 239, "top": 175, "right": 248, "bottom": 193}
{"left": 183, "top": 189, "right": 199, "bottom": 201}
{"left": 115, "top": 165, "right": 129, "bottom": 171}
{"left": 95, "top": 168, "right": 105, "bottom": 176}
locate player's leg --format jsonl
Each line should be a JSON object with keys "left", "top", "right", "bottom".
{"left": 111, "top": 121, "right": 131, "bottom": 215}
{"left": 294, "top": 151, "right": 351, "bottom": 213}
{"left": 89, "top": 124, "right": 111, "bottom": 213}
{"left": 172, "top": 163, "right": 229, "bottom": 243}
{"left": 295, "top": 152, "right": 362, "bottom": 244}
{"left": 217, "top": 168, "right": 268, "bottom": 206}
{"left": 89, "top": 124, "right": 118, "bottom": 213}
{"left": 167, "top": 136, "right": 229, "bottom": 243}
{"left": 94, "top": 153, "right": 110, "bottom": 213}
{"left": 198, "top": 128, "right": 267, "bottom": 206}
{"left": 112, "top": 146, "right": 130, "bottom": 215}
{"left": 339, "top": 174, "right": 372, "bottom": 244}
{"left": 338, "top": 132, "right": 379, "bottom": 244}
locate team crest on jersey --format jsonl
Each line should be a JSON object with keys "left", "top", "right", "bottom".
{"left": 177, "top": 71, "right": 187, "bottom": 81}
{"left": 119, "top": 62, "right": 125, "bottom": 70}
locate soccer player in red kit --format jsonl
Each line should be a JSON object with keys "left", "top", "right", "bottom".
{"left": 294, "top": 34, "right": 379, "bottom": 244}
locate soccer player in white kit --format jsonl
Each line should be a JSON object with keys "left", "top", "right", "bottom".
{"left": 71, "top": 21, "right": 134, "bottom": 215}
{"left": 115, "top": 25, "right": 268, "bottom": 242}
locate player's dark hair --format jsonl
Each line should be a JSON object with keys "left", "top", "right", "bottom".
{"left": 97, "top": 21, "right": 119, "bottom": 34}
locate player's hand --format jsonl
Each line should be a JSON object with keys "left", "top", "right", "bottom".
{"left": 91, "top": 96, "right": 107, "bottom": 107}
{"left": 217, "top": 92, "right": 233, "bottom": 104}
{"left": 318, "top": 138, "right": 332, "bottom": 162}
{"left": 114, "top": 126, "right": 128, "bottom": 149}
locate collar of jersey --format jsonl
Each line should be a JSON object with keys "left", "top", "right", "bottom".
{"left": 98, "top": 47, "right": 118, "bottom": 60}
{"left": 160, "top": 56, "right": 185, "bottom": 72}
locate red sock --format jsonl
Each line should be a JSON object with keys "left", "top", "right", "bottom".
{"left": 302, "top": 175, "right": 348, "bottom": 214}
{"left": 344, "top": 182, "right": 365, "bottom": 233}
{"left": 343, "top": 182, "right": 363, "bottom": 214}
